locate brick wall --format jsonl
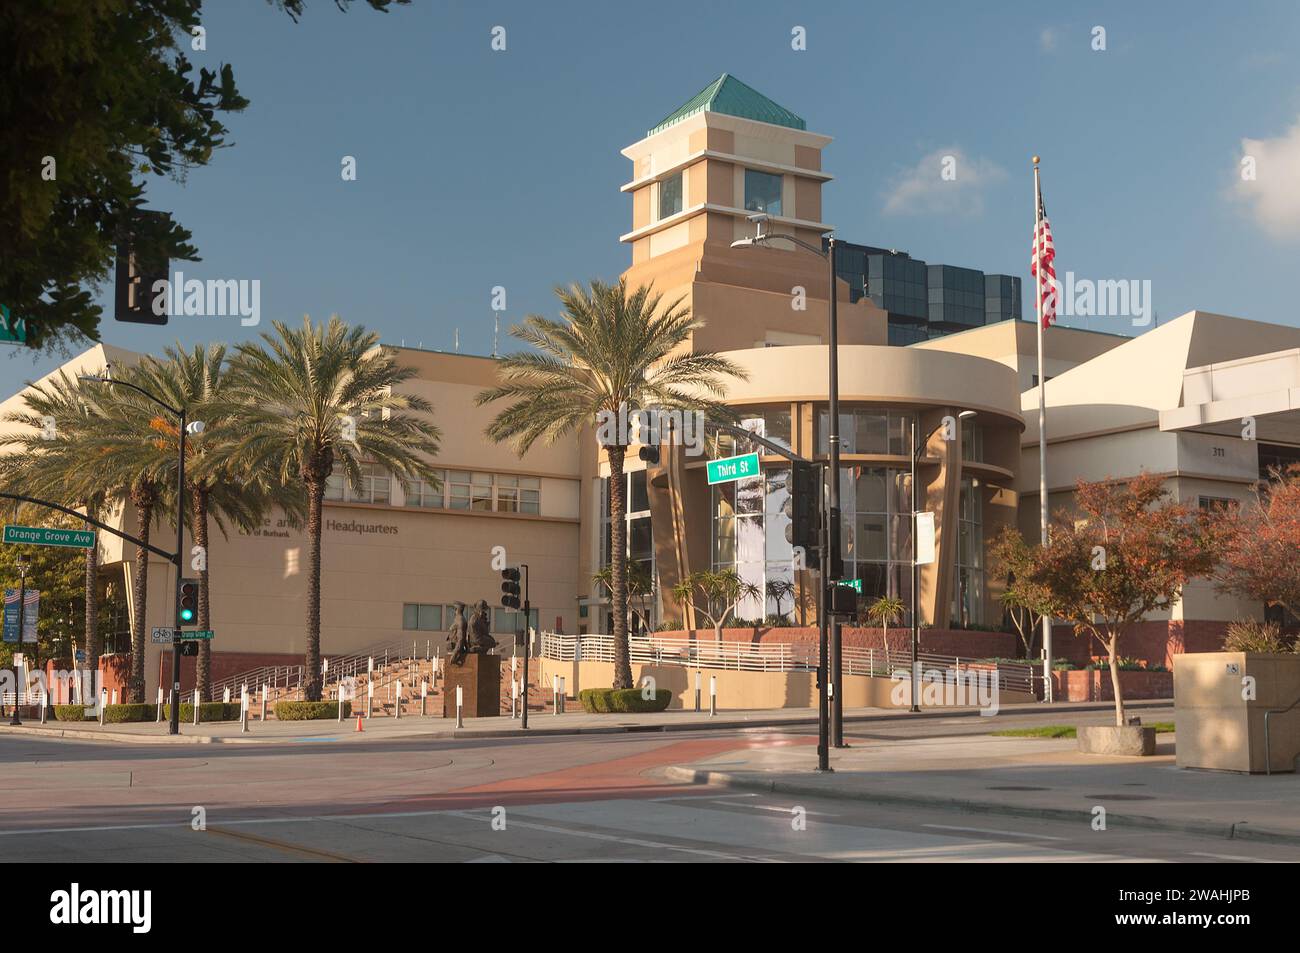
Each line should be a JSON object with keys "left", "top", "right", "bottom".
{"left": 1051, "top": 668, "right": 1173, "bottom": 701}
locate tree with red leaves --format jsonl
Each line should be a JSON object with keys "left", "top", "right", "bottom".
{"left": 1212, "top": 467, "right": 1300, "bottom": 623}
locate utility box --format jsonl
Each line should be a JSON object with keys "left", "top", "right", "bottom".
{"left": 1174, "top": 652, "right": 1300, "bottom": 773}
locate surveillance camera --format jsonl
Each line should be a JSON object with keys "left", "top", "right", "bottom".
{"left": 746, "top": 212, "right": 769, "bottom": 224}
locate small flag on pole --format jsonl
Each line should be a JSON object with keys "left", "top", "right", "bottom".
{"left": 1031, "top": 192, "right": 1057, "bottom": 328}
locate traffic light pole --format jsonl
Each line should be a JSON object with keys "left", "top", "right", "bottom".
{"left": 815, "top": 463, "right": 831, "bottom": 773}
{"left": 169, "top": 408, "right": 187, "bottom": 736}
{"left": 521, "top": 563, "right": 529, "bottom": 731}
{"left": 10, "top": 558, "right": 27, "bottom": 726}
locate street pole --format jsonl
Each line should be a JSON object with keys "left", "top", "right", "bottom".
{"left": 910, "top": 417, "right": 921, "bottom": 713}
{"left": 520, "top": 563, "right": 530, "bottom": 731}
{"left": 10, "top": 557, "right": 27, "bottom": 725}
{"left": 826, "top": 237, "right": 845, "bottom": 748}
{"left": 169, "top": 408, "right": 186, "bottom": 736}
{"left": 816, "top": 464, "right": 831, "bottom": 773}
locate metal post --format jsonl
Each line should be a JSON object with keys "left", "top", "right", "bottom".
{"left": 421, "top": 680, "right": 428, "bottom": 717}
{"left": 826, "top": 237, "right": 844, "bottom": 748}
{"left": 455, "top": 685, "right": 463, "bottom": 728}
{"left": 169, "top": 406, "right": 187, "bottom": 736}
{"left": 395, "top": 679, "right": 401, "bottom": 719}
{"left": 709, "top": 675, "right": 717, "bottom": 716}
{"left": 241, "top": 687, "right": 249, "bottom": 733}
{"left": 521, "top": 564, "right": 530, "bottom": 731}
{"left": 1033, "top": 158, "right": 1053, "bottom": 701}
{"left": 98, "top": 688, "right": 106, "bottom": 725}
{"left": 553, "top": 674, "right": 560, "bottom": 715}
{"left": 193, "top": 688, "right": 200, "bottom": 726}
{"left": 156, "top": 687, "right": 163, "bottom": 723}
{"left": 694, "top": 670, "right": 701, "bottom": 712}
{"left": 40, "top": 689, "right": 47, "bottom": 724}
{"left": 816, "top": 464, "right": 831, "bottom": 773}
{"left": 10, "top": 560, "right": 25, "bottom": 725}
{"left": 261, "top": 683, "right": 268, "bottom": 722}
{"left": 367, "top": 679, "right": 373, "bottom": 719}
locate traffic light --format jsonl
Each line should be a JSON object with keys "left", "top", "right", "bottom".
{"left": 783, "top": 461, "right": 820, "bottom": 568}
{"left": 177, "top": 578, "right": 199, "bottom": 627}
{"left": 180, "top": 640, "right": 199, "bottom": 657}
{"left": 638, "top": 445, "right": 661, "bottom": 465}
{"left": 500, "top": 567, "right": 521, "bottom": 609}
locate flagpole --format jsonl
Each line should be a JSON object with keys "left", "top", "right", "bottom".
{"left": 1033, "top": 155, "right": 1053, "bottom": 702}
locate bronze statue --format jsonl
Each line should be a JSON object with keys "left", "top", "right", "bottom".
{"left": 445, "top": 602, "right": 471, "bottom": 667}
{"left": 445, "top": 600, "right": 498, "bottom": 667}
{"left": 469, "top": 599, "right": 498, "bottom": 655}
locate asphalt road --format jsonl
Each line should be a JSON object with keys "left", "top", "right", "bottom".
{"left": 1, "top": 712, "right": 1295, "bottom": 863}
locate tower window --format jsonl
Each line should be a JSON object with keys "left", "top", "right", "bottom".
{"left": 658, "top": 173, "right": 683, "bottom": 220}
{"left": 744, "top": 169, "right": 783, "bottom": 217}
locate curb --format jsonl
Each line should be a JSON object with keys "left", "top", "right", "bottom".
{"left": 0, "top": 699, "right": 1174, "bottom": 747}
{"left": 661, "top": 765, "right": 1300, "bottom": 847}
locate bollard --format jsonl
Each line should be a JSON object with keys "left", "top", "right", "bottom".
{"left": 552, "top": 674, "right": 560, "bottom": 715}
{"left": 425, "top": 639, "right": 430, "bottom": 661}
{"left": 40, "top": 689, "right": 48, "bottom": 724}
{"left": 559, "top": 677, "right": 566, "bottom": 715}
{"left": 510, "top": 677, "right": 518, "bottom": 719}
{"left": 99, "top": 689, "right": 107, "bottom": 726}
{"left": 395, "top": 680, "right": 402, "bottom": 719}
{"left": 240, "top": 688, "right": 250, "bottom": 733}
{"left": 709, "top": 675, "right": 717, "bottom": 717}
{"left": 110, "top": 689, "right": 118, "bottom": 706}
{"left": 194, "top": 689, "right": 201, "bottom": 726}
{"left": 367, "top": 679, "right": 374, "bottom": 719}
{"left": 261, "top": 683, "right": 268, "bottom": 722}
{"left": 421, "top": 680, "right": 428, "bottom": 717}
{"left": 694, "top": 670, "right": 701, "bottom": 712}
{"left": 455, "top": 685, "right": 464, "bottom": 728}
{"left": 156, "top": 687, "right": 163, "bottom": 723}
{"left": 223, "top": 687, "right": 231, "bottom": 705}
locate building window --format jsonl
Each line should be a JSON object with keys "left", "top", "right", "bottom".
{"left": 448, "top": 470, "right": 493, "bottom": 511}
{"left": 493, "top": 607, "right": 539, "bottom": 634}
{"left": 324, "top": 463, "right": 390, "bottom": 504}
{"left": 744, "top": 169, "right": 782, "bottom": 217}
{"left": 817, "top": 409, "right": 915, "bottom": 456}
{"left": 497, "top": 474, "right": 541, "bottom": 514}
{"left": 402, "top": 603, "right": 444, "bottom": 631}
{"left": 658, "top": 172, "right": 683, "bottom": 220}
{"left": 1198, "top": 496, "right": 1237, "bottom": 513}
{"left": 405, "top": 470, "right": 445, "bottom": 508}
{"left": 961, "top": 418, "right": 984, "bottom": 464}
{"left": 951, "top": 477, "right": 984, "bottom": 627}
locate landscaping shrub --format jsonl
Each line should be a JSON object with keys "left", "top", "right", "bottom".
{"left": 54, "top": 704, "right": 92, "bottom": 721}
{"left": 578, "top": 688, "right": 671, "bottom": 713}
{"left": 162, "top": 702, "right": 243, "bottom": 722}
{"left": 103, "top": 703, "right": 153, "bottom": 723}
{"left": 1223, "top": 619, "right": 1291, "bottom": 654}
{"left": 274, "top": 700, "right": 351, "bottom": 721}
{"left": 578, "top": 688, "right": 615, "bottom": 713}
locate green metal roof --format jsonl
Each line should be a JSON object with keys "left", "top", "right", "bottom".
{"left": 647, "top": 73, "right": 806, "bottom": 137}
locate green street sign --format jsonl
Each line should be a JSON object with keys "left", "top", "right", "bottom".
{"left": 179, "top": 630, "right": 214, "bottom": 641}
{"left": 3, "top": 525, "right": 96, "bottom": 549}
{"left": 706, "top": 452, "right": 760, "bottom": 485}
{"left": 836, "top": 578, "right": 863, "bottom": 593}
{"left": 0, "top": 304, "right": 25, "bottom": 344}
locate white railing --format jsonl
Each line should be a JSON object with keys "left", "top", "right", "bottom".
{"left": 539, "top": 632, "right": 1037, "bottom": 696}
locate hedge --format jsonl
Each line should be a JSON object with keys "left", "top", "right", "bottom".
{"left": 274, "top": 700, "right": 351, "bottom": 721}
{"left": 578, "top": 688, "right": 672, "bottom": 714}
{"left": 54, "top": 704, "right": 93, "bottom": 721}
{"left": 162, "top": 702, "right": 243, "bottom": 722}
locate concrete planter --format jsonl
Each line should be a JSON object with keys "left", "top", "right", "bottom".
{"left": 1077, "top": 724, "right": 1157, "bottom": 756}
{"left": 1174, "top": 652, "right": 1300, "bottom": 773}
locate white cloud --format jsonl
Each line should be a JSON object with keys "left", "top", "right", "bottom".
{"left": 1039, "top": 27, "right": 1058, "bottom": 52}
{"left": 881, "top": 148, "right": 1007, "bottom": 217}
{"left": 1232, "top": 118, "right": 1300, "bottom": 239}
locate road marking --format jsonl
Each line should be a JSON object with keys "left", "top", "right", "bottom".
{"left": 721, "top": 802, "right": 840, "bottom": 817}
{"left": 206, "top": 825, "right": 361, "bottom": 863}
{"left": 923, "top": 824, "right": 1066, "bottom": 841}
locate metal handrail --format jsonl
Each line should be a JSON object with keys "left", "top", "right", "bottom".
{"left": 1263, "top": 692, "right": 1300, "bottom": 775}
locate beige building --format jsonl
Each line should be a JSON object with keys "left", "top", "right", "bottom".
{"left": 4, "top": 75, "right": 1299, "bottom": 693}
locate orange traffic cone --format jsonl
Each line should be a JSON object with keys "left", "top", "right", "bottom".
{"left": 356, "top": 715, "right": 364, "bottom": 732}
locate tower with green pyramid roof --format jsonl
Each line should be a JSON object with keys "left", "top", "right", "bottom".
{"left": 618, "top": 73, "right": 887, "bottom": 355}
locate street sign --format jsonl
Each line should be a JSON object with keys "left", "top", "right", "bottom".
{"left": 150, "top": 627, "right": 176, "bottom": 644}
{"left": 0, "top": 304, "right": 25, "bottom": 345}
{"left": 178, "top": 630, "right": 214, "bottom": 641}
{"left": 916, "top": 512, "right": 936, "bottom": 566}
{"left": 3, "top": 589, "right": 39, "bottom": 644}
{"left": 706, "top": 452, "right": 760, "bottom": 485}
{"left": 836, "top": 578, "right": 863, "bottom": 593}
{"left": 3, "top": 525, "right": 96, "bottom": 549}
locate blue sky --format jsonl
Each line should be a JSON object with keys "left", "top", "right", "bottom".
{"left": 8, "top": 0, "right": 1300, "bottom": 380}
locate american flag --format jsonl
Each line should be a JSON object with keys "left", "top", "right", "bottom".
{"left": 1030, "top": 193, "right": 1057, "bottom": 328}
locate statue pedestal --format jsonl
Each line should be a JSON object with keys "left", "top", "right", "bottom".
{"left": 442, "top": 653, "right": 501, "bottom": 718}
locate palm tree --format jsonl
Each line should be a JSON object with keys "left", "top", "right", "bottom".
{"left": 477, "top": 279, "right": 746, "bottom": 688}
{"left": 223, "top": 316, "right": 442, "bottom": 701}
{"left": 592, "top": 562, "right": 654, "bottom": 635}
{"left": 866, "top": 595, "right": 906, "bottom": 660}
{"left": 0, "top": 372, "right": 112, "bottom": 668}
{"left": 129, "top": 344, "right": 296, "bottom": 698}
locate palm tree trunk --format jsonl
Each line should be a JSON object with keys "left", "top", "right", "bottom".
{"left": 84, "top": 502, "right": 101, "bottom": 666}
{"left": 608, "top": 446, "right": 631, "bottom": 689}
{"left": 304, "top": 479, "right": 325, "bottom": 701}
{"left": 193, "top": 485, "right": 212, "bottom": 699}
{"left": 128, "top": 494, "right": 154, "bottom": 703}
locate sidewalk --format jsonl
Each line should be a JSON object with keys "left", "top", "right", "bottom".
{"left": 0, "top": 699, "right": 1172, "bottom": 746}
{"left": 663, "top": 722, "right": 1300, "bottom": 846}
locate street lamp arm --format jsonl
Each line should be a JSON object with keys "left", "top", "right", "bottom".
{"left": 752, "top": 231, "right": 829, "bottom": 259}
{"left": 0, "top": 491, "right": 176, "bottom": 561}
{"left": 704, "top": 420, "right": 810, "bottom": 465}
{"left": 77, "top": 375, "right": 181, "bottom": 418}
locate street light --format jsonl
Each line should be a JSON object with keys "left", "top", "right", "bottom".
{"left": 732, "top": 213, "right": 847, "bottom": 759}
{"left": 909, "top": 409, "right": 976, "bottom": 713}
{"left": 79, "top": 373, "right": 203, "bottom": 735}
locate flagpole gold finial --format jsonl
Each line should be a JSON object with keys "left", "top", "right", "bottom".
{"left": 1032, "top": 155, "right": 1040, "bottom": 165}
